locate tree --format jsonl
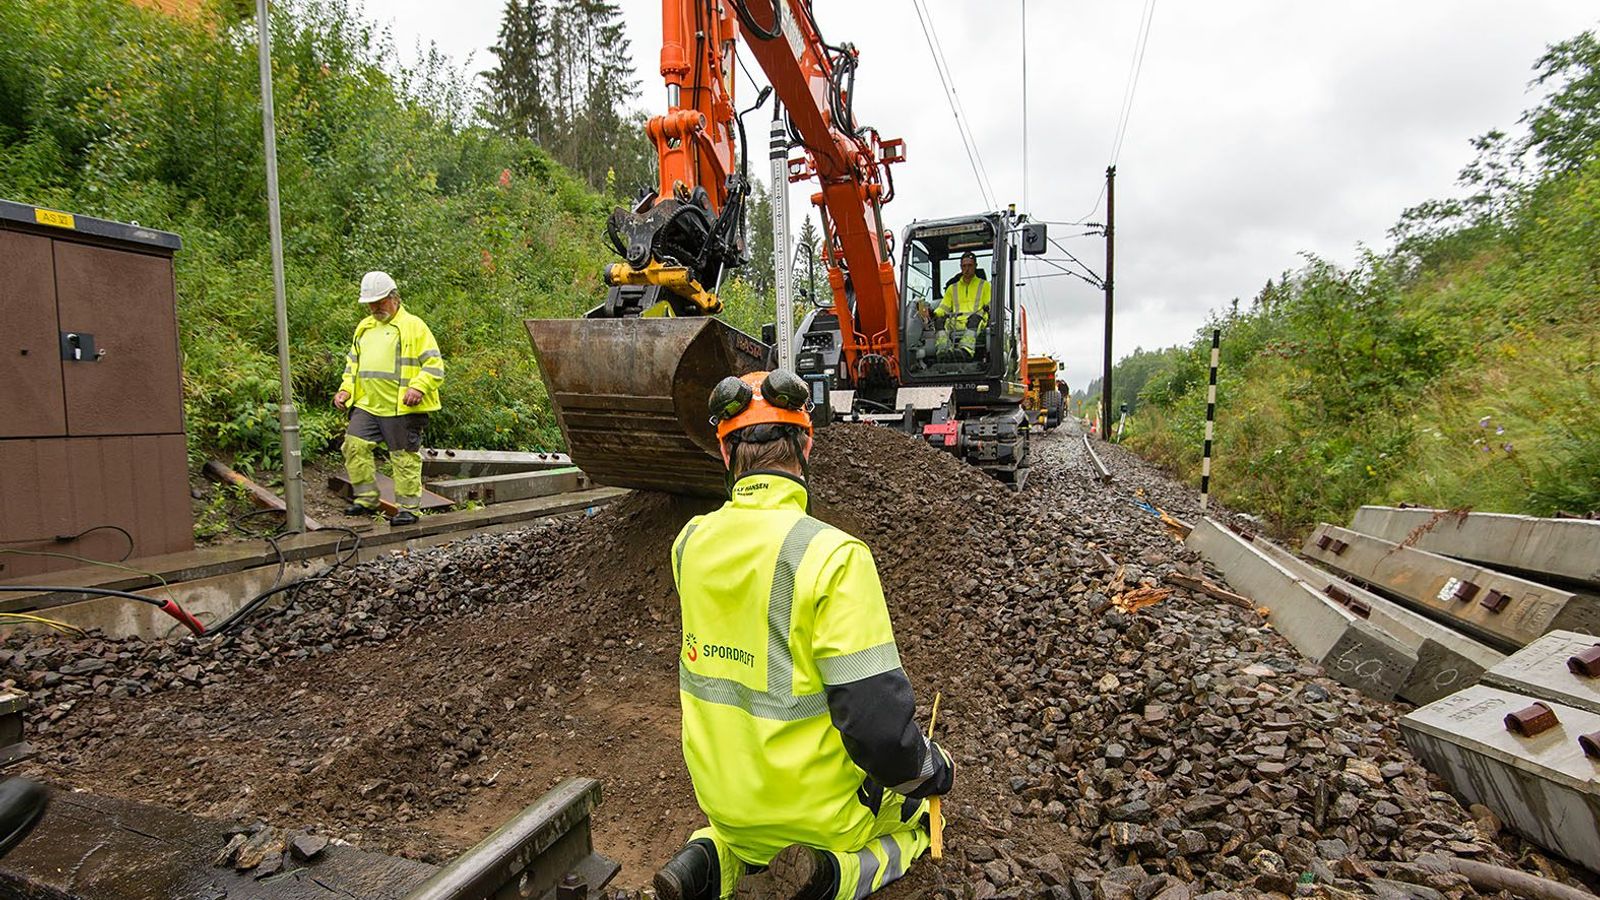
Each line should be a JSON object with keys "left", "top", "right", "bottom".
{"left": 482, "top": 0, "right": 551, "bottom": 142}
{"left": 482, "top": 0, "right": 648, "bottom": 194}
{"left": 1523, "top": 30, "right": 1600, "bottom": 177}
{"left": 794, "top": 214, "right": 822, "bottom": 305}
{"left": 745, "top": 180, "right": 774, "bottom": 299}
{"left": 1392, "top": 29, "right": 1599, "bottom": 262}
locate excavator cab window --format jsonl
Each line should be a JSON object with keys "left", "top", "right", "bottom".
{"left": 902, "top": 220, "right": 998, "bottom": 379}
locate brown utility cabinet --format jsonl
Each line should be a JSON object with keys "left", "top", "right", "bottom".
{"left": 0, "top": 200, "right": 192, "bottom": 580}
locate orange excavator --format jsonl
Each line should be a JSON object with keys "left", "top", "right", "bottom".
{"left": 525, "top": 0, "right": 1049, "bottom": 496}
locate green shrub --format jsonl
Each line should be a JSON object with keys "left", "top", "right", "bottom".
{"left": 0, "top": 0, "right": 626, "bottom": 465}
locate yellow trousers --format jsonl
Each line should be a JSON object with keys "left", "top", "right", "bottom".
{"left": 688, "top": 796, "right": 932, "bottom": 900}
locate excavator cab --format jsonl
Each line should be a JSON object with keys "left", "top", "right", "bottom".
{"left": 792, "top": 211, "right": 1047, "bottom": 486}
{"left": 901, "top": 219, "right": 1002, "bottom": 379}
{"left": 891, "top": 212, "right": 1040, "bottom": 483}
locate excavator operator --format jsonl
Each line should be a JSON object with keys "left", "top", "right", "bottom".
{"left": 932, "top": 251, "right": 989, "bottom": 362}
{"left": 655, "top": 369, "right": 954, "bottom": 900}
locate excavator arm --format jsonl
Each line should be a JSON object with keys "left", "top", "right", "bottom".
{"left": 526, "top": 0, "right": 905, "bottom": 495}
{"left": 738, "top": 1, "right": 906, "bottom": 386}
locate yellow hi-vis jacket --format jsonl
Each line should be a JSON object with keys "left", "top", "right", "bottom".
{"left": 338, "top": 305, "right": 445, "bottom": 416}
{"left": 935, "top": 276, "right": 990, "bottom": 326}
{"left": 672, "top": 472, "right": 948, "bottom": 864}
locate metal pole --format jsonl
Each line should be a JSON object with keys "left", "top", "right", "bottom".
{"left": 257, "top": 0, "right": 305, "bottom": 533}
{"left": 1100, "top": 165, "right": 1115, "bottom": 441}
{"left": 1200, "top": 328, "right": 1220, "bottom": 512}
{"left": 1021, "top": 0, "right": 1028, "bottom": 213}
{"left": 770, "top": 108, "right": 795, "bottom": 371}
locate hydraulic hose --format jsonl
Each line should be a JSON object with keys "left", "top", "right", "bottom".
{"left": 732, "top": 0, "right": 781, "bottom": 40}
{"left": 0, "top": 586, "right": 205, "bottom": 636}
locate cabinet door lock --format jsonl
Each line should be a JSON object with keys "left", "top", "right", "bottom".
{"left": 60, "top": 331, "right": 103, "bottom": 362}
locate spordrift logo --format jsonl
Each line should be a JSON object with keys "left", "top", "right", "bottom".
{"left": 684, "top": 632, "right": 698, "bottom": 662}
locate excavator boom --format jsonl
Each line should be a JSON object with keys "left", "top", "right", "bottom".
{"left": 525, "top": 0, "right": 905, "bottom": 495}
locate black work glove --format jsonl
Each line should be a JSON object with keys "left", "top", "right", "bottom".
{"left": 966, "top": 313, "right": 983, "bottom": 330}
{"left": 903, "top": 741, "right": 954, "bottom": 799}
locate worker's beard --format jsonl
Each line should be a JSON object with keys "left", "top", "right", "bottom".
{"left": 374, "top": 307, "right": 395, "bottom": 323}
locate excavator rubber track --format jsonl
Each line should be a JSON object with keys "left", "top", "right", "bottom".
{"left": 525, "top": 317, "right": 769, "bottom": 497}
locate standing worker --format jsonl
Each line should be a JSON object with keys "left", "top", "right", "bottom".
{"left": 653, "top": 370, "right": 953, "bottom": 900}
{"left": 932, "top": 251, "right": 990, "bottom": 362}
{"left": 332, "top": 271, "right": 444, "bottom": 526}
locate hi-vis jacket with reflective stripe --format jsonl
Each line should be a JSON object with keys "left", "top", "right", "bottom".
{"left": 935, "top": 276, "right": 990, "bottom": 325}
{"left": 672, "top": 472, "right": 945, "bottom": 864}
{"left": 338, "top": 306, "right": 444, "bottom": 415}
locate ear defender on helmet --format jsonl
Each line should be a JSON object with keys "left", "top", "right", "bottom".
{"left": 760, "top": 368, "right": 810, "bottom": 412}
{"left": 709, "top": 369, "right": 817, "bottom": 506}
{"left": 709, "top": 375, "right": 755, "bottom": 424}
{"left": 709, "top": 370, "right": 814, "bottom": 443}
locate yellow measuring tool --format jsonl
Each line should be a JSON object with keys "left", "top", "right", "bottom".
{"left": 928, "top": 691, "right": 944, "bottom": 860}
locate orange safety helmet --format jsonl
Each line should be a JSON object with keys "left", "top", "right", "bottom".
{"left": 708, "top": 370, "right": 814, "bottom": 444}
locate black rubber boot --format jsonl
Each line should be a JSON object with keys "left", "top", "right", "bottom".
{"left": 735, "top": 844, "right": 837, "bottom": 900}
{"left": 0, "top": 777, "right": 47, "bottom": 859}
{"left": 345, "top": 503, "right": 377, "bottom": 516}
{"left": 389, "top": 510, "right": 419, "bottom": 526}
{"left": 652, "top": 838, "right": 720, "bottom": 900}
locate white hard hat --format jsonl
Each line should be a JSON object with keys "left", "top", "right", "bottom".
{"left": 359, "top": 270, "right": 397, "bottom": 303}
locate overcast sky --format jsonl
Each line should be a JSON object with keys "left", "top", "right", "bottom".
{"left": 373, "top": 0, "right": 1596, "bottom": 391}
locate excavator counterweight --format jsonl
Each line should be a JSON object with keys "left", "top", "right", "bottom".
{"left": 525, "top": 317, "right": 768, "bottom": 497}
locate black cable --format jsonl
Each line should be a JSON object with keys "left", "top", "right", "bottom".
{"left": 211, "top": 526, "right": 362, "bottom": 636}
{"left": 0, "top": 585, "right": 205, "bottom": 635}
{"left": 732, "top": 0, "right": 781, "bottom": 41}
{"left": 2, "top": 525, "right": 137, "bottom": 563}
{"left": 693, "top": 0, "right": 706, "bottom": 111}
{"left": 0, "top": 585, "right": 167, "bottom": 608}
{"left": 58, "top": 525, "right": 135, "bottom": 562}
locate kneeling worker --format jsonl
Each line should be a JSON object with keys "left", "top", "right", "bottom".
{"left": 333, "top": 271, "right": 444, "bottom": 526}
{"left": 655, "top": 370, "right": 954, "bottom": 900}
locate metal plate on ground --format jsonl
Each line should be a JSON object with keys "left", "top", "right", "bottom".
{"left": 1400, "top": 684, "right": 1600, "bottom": 871}
{"left": 0, "top": 790, "right": 436, "bottom": 899}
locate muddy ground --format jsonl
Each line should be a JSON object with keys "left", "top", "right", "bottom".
{"left": 4, "top": 425, "right": 1589, "bottom": 898}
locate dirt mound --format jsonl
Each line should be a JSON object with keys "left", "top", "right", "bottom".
{"left": 3, "top": 425, "right": 1577, "bottom": 896}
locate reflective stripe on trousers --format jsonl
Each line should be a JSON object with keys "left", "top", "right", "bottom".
{"left": 684, "top": 803, "right": 929, "bottom": 900}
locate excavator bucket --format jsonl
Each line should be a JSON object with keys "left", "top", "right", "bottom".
{"left": 525, "top": 317, "right": 769, "bottom": 497}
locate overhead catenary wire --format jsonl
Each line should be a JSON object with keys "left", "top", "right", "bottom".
{"left": 1021, "top": 0, "right": 1029, "bottom": 212}
{"left": 1108, "top": 0, "right": 1157, "bottom": 168}
{"left": 914, "top": 0, "right": 997, "bottom": 205}
{"left": 918, "top": 2, "right": 994, "bottom": 199}
{"left": 910, "top": 0, "right": 997, "bottom": 211}
{"left": 1049, "top": 237, "right": 1105, "bottom": 286}
{"left": 1078, "top": 0, "right": 1157, "bottom": 221}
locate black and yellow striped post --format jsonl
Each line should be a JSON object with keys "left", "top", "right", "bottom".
{"left": 1200, "top": 328, "right": 1220, "bottom": 512}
